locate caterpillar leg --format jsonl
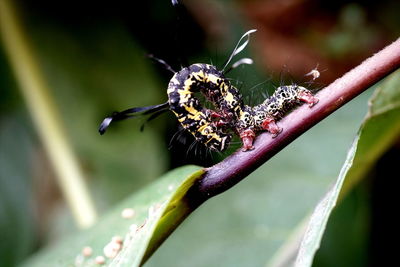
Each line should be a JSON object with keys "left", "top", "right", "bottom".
{"left": 209, "top": 110, "right": 224, "bottom": 119}
{"left": 261, "top": 117, "right": 282, "bottom": 137}
{"left": 209, "top": 110, "right": 235, "bottom": 128}
{"left": 209, "top": 111, "right": 227, "bottom": 127}
{"left": 239, "top": 129, "right": 256, "bottom": 151}
{"left": 297, "top": 90, "right": 319, "bottom": 107}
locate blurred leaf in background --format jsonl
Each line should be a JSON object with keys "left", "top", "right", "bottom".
{"left": 0, "top": 117, "right": 37, "bottom": 267}
{"left": 1, "top": 0, "right": 171, "bottom": 265}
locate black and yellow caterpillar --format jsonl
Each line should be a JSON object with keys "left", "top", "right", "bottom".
{"left": 167, "top": 63, "right": 234, "bottom": 151}
{"left": 99, "top": 30, "right": 318, "bottom": 152}
{"left": 165, "top": 60, "right": 318, "bottom": 151}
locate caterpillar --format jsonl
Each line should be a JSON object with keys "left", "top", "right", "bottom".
{"left": 99, "top": 30, "right": 318, "bottom": 152}
{"left": 227, "top": 84, "right": 318, "bottom": 151}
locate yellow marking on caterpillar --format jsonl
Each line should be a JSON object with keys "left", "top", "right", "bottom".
{"left": 187, "top": 111, "right": 204, "bottom": 121}
{"left": 205, "top": 73, "right": 220, "bottom": 84}
{"left": 204, "top": 133, "right": 223, "bottom": 144}
{"left": 192, "top": 71, "right": 205, "bottom": 81}
{"left": 178, "top": 93, "right": 192, "bottom": 104}
{"left": 182, "top": 105, "right": 199, "bottom": 116}
{"left": 177, "top": 116, "right": 186, "bottom": 123}
{"left": 224, "top": 92, "right": 235, "bottom": 104}
{"left": 197, "top": 124, "right": 209, "bottom": 134}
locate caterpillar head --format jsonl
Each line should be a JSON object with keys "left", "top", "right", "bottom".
{"left": 295, "top": 86, "right": 319, "bottom": 107}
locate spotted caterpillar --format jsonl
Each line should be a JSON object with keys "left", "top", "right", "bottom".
{"left": 99, "top": 30, "right": 318, "bottom": 152}
{"left": 224, "top": 84, "right": 318, "bottom": 151}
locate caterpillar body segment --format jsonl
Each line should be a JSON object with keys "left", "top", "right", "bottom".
{"left": 259, "top": 85, "right": 319, "bottom": 119}
{"left": 167, "top": 63, "right": 234, "bottom": 151}
{"left": 168, "top": 63, "right": 243, "bottom": 114}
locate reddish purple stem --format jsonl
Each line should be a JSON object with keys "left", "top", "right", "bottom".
{"left": 193, "top": 38, "right": 400, "bottom": 199}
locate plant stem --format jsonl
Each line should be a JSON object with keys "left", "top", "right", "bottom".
{"left": 194, "top": 38, "right": 400, "bottom": 200}
{"left": 0, "top": 0, "right": 97, "bottom": 228}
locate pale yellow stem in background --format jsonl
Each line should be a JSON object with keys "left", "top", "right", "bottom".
{"left": 0, "top": 0, "right": 97, "bottom": 228}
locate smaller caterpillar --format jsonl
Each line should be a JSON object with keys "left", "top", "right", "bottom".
{"left": 99, "top": 30, "right": 318, "bottom": 152}
{"left": 231, "top": 84, "right": 318, "bottom": 151}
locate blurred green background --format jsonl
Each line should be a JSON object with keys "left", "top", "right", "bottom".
{"left": 0, "top": 0, "right": 399, "bottom": 266}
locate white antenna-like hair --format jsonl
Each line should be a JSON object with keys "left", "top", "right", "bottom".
{"left": 222, "top": 29, "right": 257, "bottom": 72}
{"left": 231, "top": 58, "right": 253, "bottom": 69}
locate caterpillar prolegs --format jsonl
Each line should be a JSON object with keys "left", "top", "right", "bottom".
{"left": 99, "top": 30, "right": 319, "bottom": 152}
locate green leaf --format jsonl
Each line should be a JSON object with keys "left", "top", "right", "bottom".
{"left": 22, "top": 165, "right": 204, "bottom": 267}
{"left": 294, "top": 71, "right": 400, "bottom": 267}
{"left": 0, "top": 118, "right": 37, "bottom": 267}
